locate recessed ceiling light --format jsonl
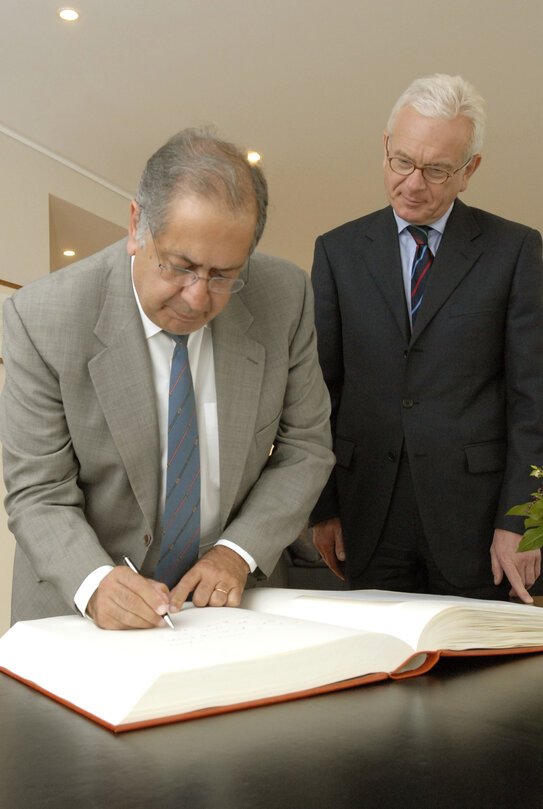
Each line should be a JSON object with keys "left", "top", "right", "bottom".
{"left": 247, "top": 151, "right": 261, "bottom": 164}
{"left": 63, "top": 250, "right": 76, "bottom": 257}
{"left": 59, "top": 9, "right": 79, "bottom": 22}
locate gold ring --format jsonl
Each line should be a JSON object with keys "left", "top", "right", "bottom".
{"left": 215, "top": 587, "right": 229, "bottom": 595}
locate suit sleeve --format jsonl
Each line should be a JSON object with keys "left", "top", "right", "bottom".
{"left": 220, "top": 270, "right": 335, "bottom": 575}
{"left": 0, "top": 297, "right": 114, "bottom": 610}
{"left": 497, "top": 226, "right": 543, "bottom": 529}
{"left": 309, "top": 235, "right": 343, "bottom": 525}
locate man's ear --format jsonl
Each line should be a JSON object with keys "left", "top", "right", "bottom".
{"left": 382, "top": 131, "right": 389, "bottom": 168}
{"left": 126, "top": 200, "right": 141, "bottom": 256}
{"left": 459, "top": 154, "right": 482, "bottom": 193}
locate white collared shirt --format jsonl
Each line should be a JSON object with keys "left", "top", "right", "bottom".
{"left": 138, "top": 306, "right": 221, "bottom": 542}
{"left": 393, "top": 203, "right": 454, "bottom": 326}
{"left": 74, "top": 264, "right": 256, "bottom": 616}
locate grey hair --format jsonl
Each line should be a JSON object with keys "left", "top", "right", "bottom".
{"left": 387, "top": 74, "right": 487, "bottom": 157}
{"left": 134, "top": 127, "right": 268, "bottom": 253}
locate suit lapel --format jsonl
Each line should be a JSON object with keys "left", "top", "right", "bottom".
{"left": 361, "top": 208, "right": 411, "bottom": 341}
{"left": 211, "top": 294, "right": 265, "bottom": 526}
{"left": 411, "top": 200, "right": 483, "bottom": 341}
{"left": 88, "top": 246, "right": 160, "bottom": 535}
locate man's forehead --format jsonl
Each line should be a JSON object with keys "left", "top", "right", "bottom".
{"left": 389, "top": 108, "right": 472, "bottom": 156}
{"left": 167, "top": 187, "right": 256, "bottom": 217}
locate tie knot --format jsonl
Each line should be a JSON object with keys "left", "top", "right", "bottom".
{"left": 165, "top": 332, "right": 189, "bottom": 348}
{"left": 406, "top": 225, "right": 431, "bottom": 246}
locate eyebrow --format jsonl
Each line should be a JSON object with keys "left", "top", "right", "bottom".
{"left": 164, "top": 251, "right": 244, "bottom": 274}
{"left": 394, "top": 147, "right": 453, "bottom": 171}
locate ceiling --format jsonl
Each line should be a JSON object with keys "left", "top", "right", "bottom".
{"left": 1, "top": 0, "right": 542, "bottom": 271}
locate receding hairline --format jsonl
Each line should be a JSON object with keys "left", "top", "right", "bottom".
{"left": 134, "top": 126, "right": 268, "bottom": 252}
{"left": 149, "top": 181, "right": 259, "bottom": 236}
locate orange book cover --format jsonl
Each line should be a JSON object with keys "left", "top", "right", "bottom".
{"left": 3, "top": 645, "right": 542, "bottom": 733}
{"left": 1, "top": 589, "right": 543, "bottom": 732}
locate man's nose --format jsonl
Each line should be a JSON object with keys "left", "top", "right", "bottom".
{"left": 180, "top": 276, "right": 211, "bottom": 309}
{"left": 404, "top": 168, "right": 427, "bottom": 191}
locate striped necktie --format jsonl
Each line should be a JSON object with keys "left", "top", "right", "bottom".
{"left": 407, "top": 225, "right": 433, "bottom": 324}
{"left": 154, "top": 334, "right": 200, "bottom": 589}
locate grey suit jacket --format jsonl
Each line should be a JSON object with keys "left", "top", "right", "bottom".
{"left": 1, "top": 239, "right": 333, "bottom": 621}
{"left": 311, "top": 200, "right": 543, "bottom": 587}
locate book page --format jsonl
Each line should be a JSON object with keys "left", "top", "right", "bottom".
{"left": 0, "top": 604, "right": 414, "bottom": 726}
{"left": 242, "top": 588, "right": 543, "bottom": 651}
{"left": 420, "top": 600, "right": 543, "bottom": 650}
{"left": 242, "top": 588, "right": 457, "bottom": 649}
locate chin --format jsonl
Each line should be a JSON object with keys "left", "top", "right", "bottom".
{"left": 398, "top": 207, "right": 430, "bottom": 225}
{"left": 162, "top": 307, "right": 206, "bottom": 334}
{"left": 171, "top": 318, "right": 205, "bottom": 334}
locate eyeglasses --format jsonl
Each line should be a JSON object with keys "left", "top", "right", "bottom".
{"left": 385, "top": 137, "right": 473, "bottom": 185}
{"left": 148, "top": 227, "right": 246, "bottom": 294}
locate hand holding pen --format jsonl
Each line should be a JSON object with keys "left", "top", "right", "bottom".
{"left": 122, "top": 556, "right": 175, "bottom": 630}
{"left": 86, "top": 559, "right": 175, "bottom": 631}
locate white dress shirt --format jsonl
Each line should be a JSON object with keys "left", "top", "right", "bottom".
{"left": 74, "top": 266, "right": 256, "bottom": 615}
{"left": 394, "top": 203, "right": 454, "bottom": 326}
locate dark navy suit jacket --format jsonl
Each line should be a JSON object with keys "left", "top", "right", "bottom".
{"left": 311, "top": 199, "right": 543, "bottom": 587}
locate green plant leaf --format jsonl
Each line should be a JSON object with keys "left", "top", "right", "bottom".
{"left": 529, "top": 497, "right": 543, "bottom": 512}
{"left": 524, "top": 517, "right": 543, "bottom": 529}
{"left": 518, "top": 526, "right": 543, "bottom": 552}
{"left": 507, "top": 503, "right": 532, "bottom": 517}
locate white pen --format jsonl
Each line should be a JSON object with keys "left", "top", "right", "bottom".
{"left": 122, "top": 555, "right": 175, "bottom": 630}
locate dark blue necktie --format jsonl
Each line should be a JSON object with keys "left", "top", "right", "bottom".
{"left": 154, "top": 334, "right": 200, "bottom": 589}
{"left": 407, "top": 225, "right": 433, "bottom": 324}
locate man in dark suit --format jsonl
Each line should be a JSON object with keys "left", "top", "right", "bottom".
{"left": 311, "top": 74, "right": 543, "bottom": 602}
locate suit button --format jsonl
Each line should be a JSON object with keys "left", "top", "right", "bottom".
{"left": 387, "top": 451, "right": 397, "bottom": 461}
{"left": 403, "top": 350, "right": 408, "bottom": 358}
{"left": 402, "top": 398, "right": 414, "bottom": 408}
{"left": 143, "top": 533, "right": 152, "bottom": 547}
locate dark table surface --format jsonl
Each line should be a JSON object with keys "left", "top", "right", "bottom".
{"left": 1, "top": 651, "right": 543, "bottom": 809}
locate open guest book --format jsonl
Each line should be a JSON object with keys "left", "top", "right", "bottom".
{"left": 1, "top": 587, "right": 543, "bottom": 732}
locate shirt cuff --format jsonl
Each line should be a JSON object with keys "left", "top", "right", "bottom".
{"left": 74, "top": 565, "right": 114, "bottom": 618}
{"left": 215, "top": 539, "right": 257, "bottom": 573}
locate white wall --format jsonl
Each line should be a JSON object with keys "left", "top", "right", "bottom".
{"left": 0, "top": 132, "right": 128, "bottom": 635}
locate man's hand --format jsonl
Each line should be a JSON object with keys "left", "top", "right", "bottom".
{"left": 490, "top": 528, "right": 541, "bottom": 603}
{"left": 313, "top": 517, "right": 345, "bottom": 579}
{"left": 169, "top": 545, "right": 250, "bottom": 611}
{"left": 87, "top": 567, "right": 172, "bottom": 629}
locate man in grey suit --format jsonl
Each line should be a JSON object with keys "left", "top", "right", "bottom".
{"left": 311, "top": 74, "right": 543, "bottom": 602}
{"left": 0, "top": 128, "right": 334, "bottom": 628}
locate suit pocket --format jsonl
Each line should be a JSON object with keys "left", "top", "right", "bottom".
{"left": 449, "top": 300, "right": 500, "bottom": 317}
{"left": 255, "top": 411, "right": 281, "bottom": 453}
{"left": 464, "top": 440, "right": 506, "bottom": 473}
{"left": 334, "top": 437, "right": 355, "bottom": 468}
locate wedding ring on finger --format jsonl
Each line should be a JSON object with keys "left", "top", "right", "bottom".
{"left": 214, "top": 587, "right": 229, "bottom": 595}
